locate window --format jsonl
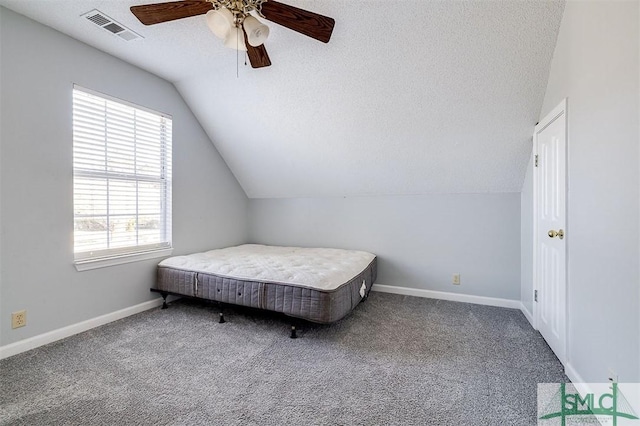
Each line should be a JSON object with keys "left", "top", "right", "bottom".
{"left": 72, "top": 85, "right": 172, "bottom": 269}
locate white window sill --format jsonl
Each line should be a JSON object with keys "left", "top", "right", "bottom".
{"left": 74, "top": 248, "right": 173, "bottom": 272}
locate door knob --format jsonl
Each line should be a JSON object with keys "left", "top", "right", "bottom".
{"left": 548, "top": 229, "right": 564, "bottom": 239}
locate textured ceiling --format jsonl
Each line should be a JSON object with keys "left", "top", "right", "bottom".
{"left": 0, "top": 0, "right": 565, "bottom": 198}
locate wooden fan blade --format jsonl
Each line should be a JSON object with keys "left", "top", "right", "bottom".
{"left": 246, "top": 44, "right": 272, "bottom": 68}
{"left": 261, "top": 0, "right": 335, "bottom": 43}
{"left": 131, "top": 1, "right": 213, "bottom": 25}
{"left": 243, "top": 30, "right": 272, "bottom": 68}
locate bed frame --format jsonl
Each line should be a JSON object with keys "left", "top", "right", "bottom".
{"left": 151, "top": 245, "right": 377, "bottom": 338}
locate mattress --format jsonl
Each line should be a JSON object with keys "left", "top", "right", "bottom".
{"left": 156, "top": 244, "right": 377, "bottom": 324}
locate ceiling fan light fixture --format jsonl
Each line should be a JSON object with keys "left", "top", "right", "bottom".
{"left": 206, "top": 8, "right": 234, "bottom": 39}
{"left": 130, "top": 0, "right": 336, "bottom": 68}
{"left": 223, "top": 26, "right": 247, "bottom": 51}
{"left": 242, "top": 15, "right": 269, "bottom": 47}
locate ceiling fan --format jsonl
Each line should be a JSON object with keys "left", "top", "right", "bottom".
{"left": 130, "top": 0, "right": 335, "bottom": 68}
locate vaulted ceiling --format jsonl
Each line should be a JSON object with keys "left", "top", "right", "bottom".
{"left": 0, "top": 0, "right": 565, "bottom": 198}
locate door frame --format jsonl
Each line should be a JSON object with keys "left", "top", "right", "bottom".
{"left": 532, "top": 98, "right": 568, "bottom": 364}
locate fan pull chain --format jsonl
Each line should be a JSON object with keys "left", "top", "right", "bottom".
{"left": 236, "top": 27, "right": 239, "bottom": 78}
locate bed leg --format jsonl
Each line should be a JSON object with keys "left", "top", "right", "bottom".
{"left": 290, "top": 325, "right": 298, "bottom": 339}
{"left": 219, "top": 312, "right": 226, "bottom": 324}
{"left": 160, "top": 292, "right": 169, "bottom": 309}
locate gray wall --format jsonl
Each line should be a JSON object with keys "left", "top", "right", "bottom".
{"left": 526, "top": 1, "right": 639, "bottom": 382}
{"left": 520, "top": 153, "right": 534, "bottom": 316}
{"left": 0, "top": 7, "right": 4, "bottom": 347}
{"left": 249, "top": 194, "right": 521, "bottom": 300}
{"left": 0, "top": 8, "right": 248, "bottom": 346}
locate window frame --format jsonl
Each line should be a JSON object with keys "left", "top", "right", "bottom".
{"left": 72, "top": 85, "right": 173, "bottom": 271}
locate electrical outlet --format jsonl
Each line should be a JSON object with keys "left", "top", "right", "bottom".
{"left": 452, "top": 273, "right": 461, "bottom": 285}
{"left": 11, "top": 310, "right": 27, "bottom": 329}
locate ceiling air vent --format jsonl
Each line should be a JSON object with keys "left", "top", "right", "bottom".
{"left": 82, "top": 10, "right": 143, "bottom": 42}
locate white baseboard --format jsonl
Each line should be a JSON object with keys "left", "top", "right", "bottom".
{"left": 371, "top": 284, "right": 521, "bottom": 309}
{"left": 565, "top": 362, "right": 586, "bottom": 386}
{"left": 0, "top": 298, "right": 163, "bottom": 360}
{"left": 564, "top": 363, "right": 594, "bottom": 408}
{"left": 520, "top": 303, "right": 535, "bottom": 327}
{"left": 564, "top": 364, "right": 640, "bottom": 422}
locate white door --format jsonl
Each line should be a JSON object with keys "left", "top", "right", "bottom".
{"left": 533, "top": 99, "right": 567, "bottom": 363}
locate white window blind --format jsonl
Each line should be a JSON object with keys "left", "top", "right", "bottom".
{"left": 73, "top": 85, "right": 172, "bottom": 262}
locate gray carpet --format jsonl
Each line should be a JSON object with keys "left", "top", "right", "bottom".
{"left": 0, "top": 293, "right": 568, "bottom": 425}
